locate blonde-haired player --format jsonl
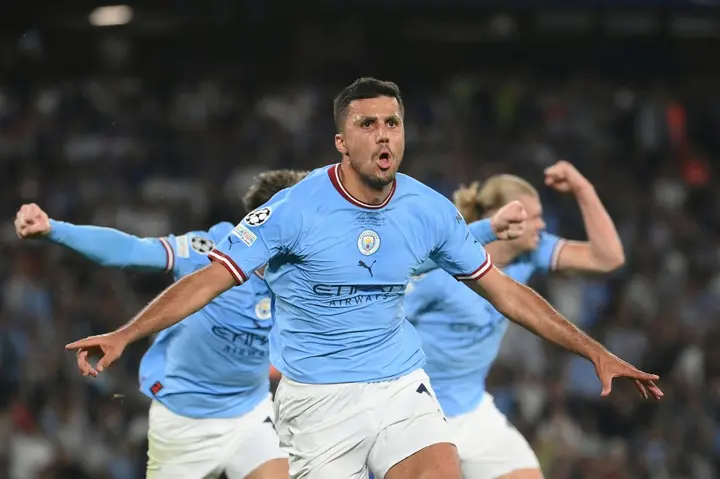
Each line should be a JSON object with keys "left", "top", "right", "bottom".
{"left": 405, "top": 161, "right": 632, "bottom": 479}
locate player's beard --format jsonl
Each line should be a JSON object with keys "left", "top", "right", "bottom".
{"left": 349, "top": 154, "right": 399, "bottom": 190}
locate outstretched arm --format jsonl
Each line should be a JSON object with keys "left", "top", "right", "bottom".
{"left": 49, "top": 221, "right": 171, "bottom": 271}
{"left": 65, "top": 191, "right": 300, "bottom": 377}
{"left": 468, "top": 267, "right": 602, "bottom": 361}
{"left": 15, "top": 203, "right": 171, "bottom": 271}
{"left": 115, "top": 261, "right": 234, "bottom": 343}
{"left": 66, "top": 261, "right": 236, "bottom": 375}
{"left": 465, "top": 267, "right": 662, "bottom": 400}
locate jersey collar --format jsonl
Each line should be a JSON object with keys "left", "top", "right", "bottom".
{"left": 328, "top": 163, "right": 396, "bottom": 210}
{"left": 255, "top": 265, "right": 266, "bottom": 279}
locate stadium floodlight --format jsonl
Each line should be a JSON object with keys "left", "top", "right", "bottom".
{"left": 88, "top": 5, "right": 133, "bottom": 27}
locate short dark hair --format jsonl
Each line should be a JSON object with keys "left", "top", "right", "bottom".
{"left": 333, "top": 77, "right": 404, "bottom": 131}
{"left": 243, "top": 169, "right": 309, "bottom": 212}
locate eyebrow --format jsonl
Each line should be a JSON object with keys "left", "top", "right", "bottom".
{"left": 355, "top": 115, "right": 401, "bottom": 123}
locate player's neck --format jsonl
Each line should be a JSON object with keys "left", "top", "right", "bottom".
{"left": 338, "top": 162, "right": 394, "bottom": 206}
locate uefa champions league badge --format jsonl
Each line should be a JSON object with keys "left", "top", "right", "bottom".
{"left": 358, "top": 229, "right": 380, "bottom": 256}
{"left": 190, "top": 236, "right": 215, "bottom": 254}
{"left": 244, "top": 207, "right": 272, "bottom": 227}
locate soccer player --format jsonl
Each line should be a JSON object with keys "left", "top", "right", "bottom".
{"left": 14, "top": 169, "right": 308, "bottom": 479}
{"left": 404, "top": 164, "right": 630, "bottom": 479}
{"left": 65, "top": 78, "right": 661, "bottom": 479}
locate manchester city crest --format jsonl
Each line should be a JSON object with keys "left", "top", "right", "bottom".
{"left": 357, "top": 229, "right": 380, "bottom": 256}
{"left": 255, "top": 297, "right": 272, "bottom": 321}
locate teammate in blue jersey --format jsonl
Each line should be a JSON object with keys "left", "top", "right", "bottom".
{"left": 405, "top": 164, "right": 633, "bottom": 479}
{"left": 15, "top": 169, "right": 308, "bottom": 479}
{"left": 66, "top": 78, "right": 662, "bottom": 479}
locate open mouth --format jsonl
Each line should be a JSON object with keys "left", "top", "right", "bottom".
{"left": 378, "top": 151, "right": 392, "bottom": 169}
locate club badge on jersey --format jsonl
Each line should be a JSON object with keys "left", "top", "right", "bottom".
{"left": 358, "top": 229, "right": 380, "bottom": 256}
{"left": 255, "top": 297, "right": 272, "bottom": 321}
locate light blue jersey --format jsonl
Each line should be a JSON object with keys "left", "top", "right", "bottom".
{"left": 48, "top": 220, "right": 274, "bottom": 419}
{"left": 210, "top": 164, "right": 492, "bottom": 384}
{"left": 404, "top": 225, "right": 564, "bottom": 417}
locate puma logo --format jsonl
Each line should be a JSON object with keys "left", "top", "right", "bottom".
{"left": 357, "top": 260, "right": 376, "bottom": 277}
{"left": 416, "top": 383, "right": 431, "bottom": 397}
{"left": 416, "top": 383, "right": 445, "bottom": 420}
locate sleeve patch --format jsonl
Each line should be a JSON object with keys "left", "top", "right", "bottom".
{"left": 231, "top": 223, "right": 257, "bottom": 247}
{"left": 244, "top": 207, "right": 272, "bottom": 227}
{"left": 190, "top": 235, "right": 215, "bottom": 255}
{"left": 175, "top": 235, "right": 190, "bottom": 258}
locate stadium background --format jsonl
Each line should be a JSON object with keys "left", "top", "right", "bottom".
{"left": 2, "top": 0, "right": 720, "bottom": 477}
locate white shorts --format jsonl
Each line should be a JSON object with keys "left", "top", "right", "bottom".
{"left": 447, "top": 393, "right": 540, "bottom": 478}
{"left": 274, "top": 369, "right": 453, "bottom": 479}
{"left": 146, "top": 395, "right": 286, "bottom": 479}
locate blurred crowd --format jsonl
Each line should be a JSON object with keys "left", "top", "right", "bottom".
{"left": 1, "top": 60, "right": 720, "bottom": 478}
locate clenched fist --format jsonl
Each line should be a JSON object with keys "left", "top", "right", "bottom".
{"left": 544, "top": 160, "right": 591, "bottom": 194}
{"left": 490, "top": 200, "right": 527, "bottom": 240}
{"left": 15, "top": 203, "right": 51, "bottom": 239}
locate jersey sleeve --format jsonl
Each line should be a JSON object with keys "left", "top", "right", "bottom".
{"left": 209, "top": 194, "right": 301, "bottom": 285}
{"left": 428, "top": 200, "right": 493, "bottom": 281}
{"left": 467, "top": 219, "right": 498, "bottom": 246}
{"left": 413, "top": 220, "right": 495, "bottom": 276}
{"left": 531, "top": 232, "right": 566, "bottom": 272}
{"left": 48, "top": 220, "right": 170, "bottom": 271}
{"left": 161, "top": 229, "right": 222, "bottom": 278}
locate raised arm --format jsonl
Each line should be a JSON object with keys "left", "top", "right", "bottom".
{"left": 465, "top": 267, "right": 662, "bottom": 400}
{"left": 543, "top": 161, "right": 625, "bottom": 273}
{"left": 15, "top": 203, "right": 171, "bottom": 271}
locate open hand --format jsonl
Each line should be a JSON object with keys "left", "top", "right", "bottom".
{"left": 66, "top": 332, "right": 129, "bottom": 377}
{"left": 593, "top": 350, "right": 663, "bottom": 400}
{"left": 15, "top": 203, "right": 52, "bottom": 238}
{"left": 490, "top": 200, "right": 527, "bottom": 240}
